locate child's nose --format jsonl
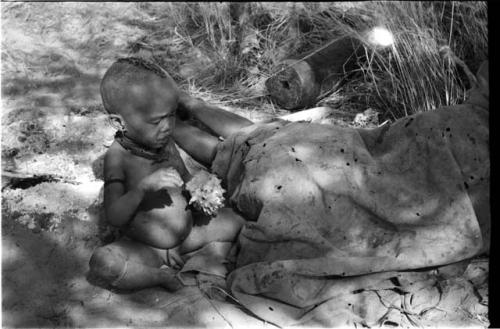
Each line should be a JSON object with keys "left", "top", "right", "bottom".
{"left": 160, "top": 118, "right": 174, "bottom": 132}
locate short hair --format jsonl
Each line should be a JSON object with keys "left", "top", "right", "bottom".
{"left": 100, "top": 57, "right": 177, "bottom": 114}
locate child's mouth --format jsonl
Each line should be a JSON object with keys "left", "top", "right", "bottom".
{"left": 157, "top": 136, "right": 169, "bottom": 145}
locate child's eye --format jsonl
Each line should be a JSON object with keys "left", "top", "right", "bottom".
{"left": 151, "top": 114, "right": 173, "bottom": 124}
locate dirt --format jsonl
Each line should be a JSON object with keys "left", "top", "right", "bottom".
{"left": 2, "top": 216, "right": 264, "bottom": 327}
{"left": 0, "top": 66, "right": 273, "bottom": 326}
{"left": 0, "top": 91, "right": 489, "bottom": 328}
{"left": 1, "top": 100, "right": 271, "bottom": 328}
{"left": 0, "top": 8, "right": 277, "bottom": 322}
{"left": 1, "top": 3, "right": 488, "bottom": 327}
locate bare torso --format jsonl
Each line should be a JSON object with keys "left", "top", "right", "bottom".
{"left": 119, "top": 138, "right": 190, "bottom": 189}
{"left": 109, "top": 137, "right": 192, "bottom": 248}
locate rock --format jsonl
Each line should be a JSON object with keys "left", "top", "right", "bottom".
{"left": 352, "top": 108, "right": 379, "bottom": 128}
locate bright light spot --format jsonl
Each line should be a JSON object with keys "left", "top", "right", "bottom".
{"left": 367, "top": 27, "right": 394, "bottom": 47}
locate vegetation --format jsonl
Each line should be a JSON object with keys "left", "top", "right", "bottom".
{"left": 2, "top": 2, "right": 487, "bottom": 122}
{"left": 0, "top": 3, "right": 489, "bottom": 327}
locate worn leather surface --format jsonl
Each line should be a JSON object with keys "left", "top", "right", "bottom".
{"left": 211, "top": 62, "right": 489, "bottom": 326}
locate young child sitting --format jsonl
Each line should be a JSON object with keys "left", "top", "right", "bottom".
{"left": 88, "top": 57, "right": 252, "bottom": 291}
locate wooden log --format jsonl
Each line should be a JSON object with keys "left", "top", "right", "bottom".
{"left": 266, "top": 36, "right": 362, "bottom": 110}
{"left": 265, "top": 60, "right": 319, "bottom": 111}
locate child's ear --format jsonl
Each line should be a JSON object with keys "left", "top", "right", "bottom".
{"left": 108, "top": 114, "right": 126, "bottom": 131}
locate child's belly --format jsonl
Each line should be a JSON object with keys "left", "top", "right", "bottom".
{"left": 121, "top": 145, "right": 192, "bottom": 248}
{"left": 126, "top": 188, "right": 192, "bottom": 249}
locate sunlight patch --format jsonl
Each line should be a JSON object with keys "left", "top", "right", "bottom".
{"left": 367, "top": 27, "right": 394, "bottom": 47}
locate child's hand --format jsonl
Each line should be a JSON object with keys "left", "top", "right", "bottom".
{"left": 166, "top": 247, "right": 184, "bottom": 270}
{"left": 138, "top": 168, "right": 183, "bottom": 193}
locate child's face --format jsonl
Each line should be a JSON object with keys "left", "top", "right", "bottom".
{"left": 118, "top": 76, "right": 179, "bottom": 148}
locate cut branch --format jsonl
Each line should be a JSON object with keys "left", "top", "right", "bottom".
{"left": 2, "top": 170, "right": 79, "bottom": 190}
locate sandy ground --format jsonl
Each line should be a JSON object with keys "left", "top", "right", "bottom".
{"left": 2, "top": 216, "right": 268, "bottom": 327}
{"left": 1, "top": 3, "right": 488, "bottom": 327}
{"left": 1, "top": 101, "right": 275, "bottom": 328}
{"left": 0, "top": 63, "right": 279, "bottom": 326}
{"left": 0, "top": 62, "right": 372, "bottom": 327}
{"left": 1, "top": 87, "right": 489, "bottom": 328}
{"left": 0, "top": 28, "right": 289, "bottom": 323}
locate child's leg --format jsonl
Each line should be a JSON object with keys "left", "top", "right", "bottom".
{"left": 89, "top": 239, "right": 182, "bottom": 291}
{"left": 177, "top": 207, "right": 246, "bottom": 255}
{"left": 178, "top": 95, "right": 254, "bottom": 138}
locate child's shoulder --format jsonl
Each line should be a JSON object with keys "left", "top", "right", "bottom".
{"left": 104, "top": 141, "right": 126, "bottom": 166}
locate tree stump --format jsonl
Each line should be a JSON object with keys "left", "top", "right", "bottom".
{"left": 266, "top": 36, "right": 362, "bottom": 110}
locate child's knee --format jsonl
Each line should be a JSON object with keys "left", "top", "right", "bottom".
{"left": 89, "top": 246, "right": 127, "bottom": 285}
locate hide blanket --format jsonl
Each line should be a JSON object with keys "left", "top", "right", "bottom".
{"left": 208, "top": 63, "right": 489, "bottom": 326}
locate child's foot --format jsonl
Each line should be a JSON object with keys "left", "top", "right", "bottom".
{"left": 159, "top": 265, "right": 183, "bottom": 291}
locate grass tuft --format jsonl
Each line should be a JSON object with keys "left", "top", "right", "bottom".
{"left": 2, "top": 2, "right": 487, "bottom": 120}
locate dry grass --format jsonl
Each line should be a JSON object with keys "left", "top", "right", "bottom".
{"left": 0, "top": 5, "right": 490, "bottom": 327}
{"left": 143, "top": 2, "right": 487, "bottom": 119}
{"left": 1, "top": 2, "right": 488, "bottom": 121}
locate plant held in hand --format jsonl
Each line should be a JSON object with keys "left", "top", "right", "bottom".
{"left": 185, "top": 170, "right": 225, "bottom": 216}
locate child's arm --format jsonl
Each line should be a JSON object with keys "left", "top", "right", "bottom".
{"left": 103, "top": 147, "right": 183, "bottom": 227}
{"left": 172, "top": 119, "right": 219, "bottom": 167}
{"left": 177, "top": 91, "right": 253, "bottom": 138}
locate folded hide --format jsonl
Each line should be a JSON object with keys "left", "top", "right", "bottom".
{"left": 210, "top": 63, "right": 489, "bottom": 326}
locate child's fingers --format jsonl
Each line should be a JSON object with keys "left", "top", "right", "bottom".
{"left": 165, "top": 172, "right": 183, "bottom": 184}
{"left": 160, "top": 176, "right": 183, "bottom": 188}
{"left": 149, "top": 168, "right": 183, "bottom": 189}
{"left": 167, "top": 250, "right": 184, "bottom": 269}
{"left": 160, "top": 168, "right": 182, "bottom": 180}
{"left": 164, "top": 167, "right": 180, "bottom": 175}
{"left": 168, "top": 172, "right": 183, "bottom": 183}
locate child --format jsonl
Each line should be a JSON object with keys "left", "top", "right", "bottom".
{"left": 88, "top": 57, "right": 251, "bottom": 291}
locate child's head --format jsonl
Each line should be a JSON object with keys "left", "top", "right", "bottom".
{"left": 100, "top": 57, "right": 179, "bottom": 148}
